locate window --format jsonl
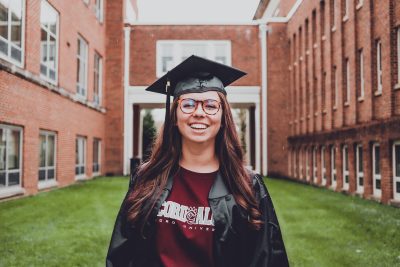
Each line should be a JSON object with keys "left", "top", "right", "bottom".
{"left": 331, "top": 0, "right": 336, "bottom": 30}
{"left": 38, "top": 131, "right": 56, "bottom": 183}
{"left": 397, "top": 28, "right": 400, "bottom": 86}
{"left": 93, "top": 138, "right": 101, "bottom": 174}
{"left": 77, "top": 35, "right": 88, "bottom": 98}
{"left": 75, "top": 136, "right": 86, "bottom": 178}
{"left": 376, "top": 40, "right": 382, "bottom": 94}
{"left": 321, "top": 146, "right": 327, "bottom": 185}
{"left": 372, "top": 143, "right": 381, "bottom": 197}
{"left": 156, "top": 40, "right": 231, "bottom": 77}
{"left": 358, "top": 49, "right": 364, "bottom": 99}
{"left": 333, "top": 66, "right": 338, "bottom": 108}
{"left": 344, "top": 59, "right": 350, "bottom": 104}
{"left": 0, "top": 124, "right": 22, "bottom": 188}
{"left": 0, "top": 0, "right": 25, "bottom": 65}
{"left": 94, "top": 0, "right": 103, "bottom": 22}
{"left": 40, "top": 0, "right": 58, "bottom": 83}
{"left": 306, "top": 148, "right": 310, "bottom": 181}
{"left": 93, "top": 52, "right": 102, "bottom": 105}
{"left": 288, "top": 149, "right": 292, "bottom": 176}
{"left": 331, "top": 146, "right": 337, "bottom": 188}
{"left": 313, "top": 147, "right": 317, "bottom": 183}
{"left": 293, "top": 150, "right": 297, "bottom": 178}
{"left": 356, "top": 144, "right": 364, "bottom": 194}
{"left": 342, "top": 145, "right": 349, "bottom": 190}
{"left": 393, "top": 141, "right": 400, "bottom": 201}
{"left": 343, "top": 0, "right": 348, "bottom": 20}
{"left": 299, "top": 149, "right": 303, "bottom": 179}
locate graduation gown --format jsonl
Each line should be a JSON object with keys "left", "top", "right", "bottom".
{"left": 106, "top": 171, "right": 289, "bottom": 267}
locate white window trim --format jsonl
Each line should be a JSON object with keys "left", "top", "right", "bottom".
{"left": 95, "top": 0, "right": 104, "bottom": 23}
{"left": 76, "top": 35, "right": 88, "bottom": 99}
{"left": 306, "top": 148, "right": 310, "bottom": 181}
{"left": 372, "top": 142, "right": 381, "bottom": 197}
{"left": 75, "top": 136, "right": 87, "bottom": 180}
{"left": 343, "top": 0, "right": 349, "bottom": 21}
{"left": 313, "top": 147, "right": 317, "bottom": 183}
{"left": 299, "top": 149, "right": 303, "bottom": 180}
{"left": 0, "top": 0, "right": 26, "bottom": 68}
{"left": 93, "top": 139, "right": 101, "bottom": 176}
{"left": 93, "top": 52, "right": 102, "bottom": 106}
{"left": 156, "top": 40, "right": 232, "bottom": 78}
{"left": 376, "top": 40, "right": 383, "bottom": 94}
{"left": 345, "top": 59, "right": 350, "bottom": 105}
{"left": 356, "top": 144, "right": 364, "bottom": 194}
{"left": 288, "top": 149, "right": 292, "bottom": 176}
{"left": 0, "top": 124, "right": 23, "bottom": 193}
{"left": 39, "top": 0, "right": 59, "bottom": 85}
{"left": 333, "top": 66, "right": 338, "bottom": 109}
{"left": 321, "top": 146, "right": 327, "bottom": 185}
{"left": 396, "top": 29, "right": 400, "bottom": 88}
{"left": 342, "top": 145, "right": 349, "bottom": 190}
{"left": 331, "top": 0, "right": 336, "bottom": 31}
{"left": 356, "top": 0, "right": 363, "bottom": 10}
{"left": 331, "top": 146, "right": 337, "bottom": 189}
{"left": 358, "top": 49, "right": 365, "bottom": 100}
{"left": 38, "top": 130, "right": 57, "bottom": 184}
{"left": 392, "top": 141, "right": 400, "bottom": 201}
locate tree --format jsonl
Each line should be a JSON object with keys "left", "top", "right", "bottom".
{"left": 142, "top": 109, "right": 157, "bottom": 162}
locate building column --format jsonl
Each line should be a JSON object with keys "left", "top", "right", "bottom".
{"left": 259, "top": 23, "right": 268, "bottom": 176}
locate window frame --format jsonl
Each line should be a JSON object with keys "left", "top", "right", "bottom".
{"left": 76, "top": 35, "right": 88, "bottom": 99}
{"left": 156, "top": 40, "right": 232, "bottom": 78}
{"left": 321, "top": 146, "right": 327, "bottom": 185}
{"left": 93, "top": 52, "right": 102, "bottom": 106}
{"left": 0, "top": 124, "right": 23, "bottom": 191}
{"left": 344, "top": 58, "right": 350, "bottom": 105}
{"left": 333, "top": 66, "right": 338, "bottom": 109}
{"left": 75, "top": 136, "right": 87, "bottom": 179}
{"left": 313, "top": 147, "right": 317, "bottom": 183}
{"left": 376, "top": 40, "right": 382, "bottom": 94}
{"left": 331, "top": 146, "right": 337, "bottom": 189}
{"left": 299, "top": 149, "right": 303, "bottom": 180}
{"left": 39, "top": 0, "right": 59, "bottom": 85}
{"left": 356, "top": 144, "right": 364, "bottom": 194}
{"left": 306, "top": 148, "right": 310, "bottom": 181}
{"left": 372, "top": 142, "right": 381, "bottom": 197}
{"left": 358, "top": 49, "right": 365, "bottom": 100}
{"left": 397, "top": 28, "right": 400, "bottom": 87}
{"left": 94, "top": 0, "right": 103, "bottom": 23}
{"left": 393, "top": 141, "right": 400, "bottom": 201}
{"left": 0, "top": 0, "right": 26, "bottom": 67}
{"left": 342, "top": 145, "right": 349, "bottom": 190}
{"left": 38, "top": 130, "right": 57, "bottom": 185}
{"left": 342, "top": 0, "right": 349, "bottom": 21}
{"left": 92, "top": 138, "right": 101, "bottom": 175}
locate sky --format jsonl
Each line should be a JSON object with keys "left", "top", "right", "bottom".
{"left": 126, "top": 0, "right": 261, "bottom": 23}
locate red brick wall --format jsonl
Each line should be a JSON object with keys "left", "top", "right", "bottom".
{"left": 129, "top": 25, "right": 260, "bottom": 86}
{"left": 0, "top": 0, "right": 107, "bottom": 197}
{"left": 104, "top": 0, "right": 124, "bottom": 175}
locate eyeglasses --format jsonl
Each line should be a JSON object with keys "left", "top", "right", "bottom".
{"left": 178, "top": 98, "right": 221, "bottom": 115}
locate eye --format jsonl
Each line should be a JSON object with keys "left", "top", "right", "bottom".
{"left": 181, "top": 99, "right": 196, "bottom": 108}
{"left": 204, "top": 99, "right": 219, "bottom": 110}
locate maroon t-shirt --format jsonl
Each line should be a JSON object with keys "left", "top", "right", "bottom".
{"left": 156, "top": 167, "right": 217, "bottom": 267}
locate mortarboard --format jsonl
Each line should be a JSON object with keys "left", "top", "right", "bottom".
{"left": 145, "top": 55, "right": 246, "bottom": 144}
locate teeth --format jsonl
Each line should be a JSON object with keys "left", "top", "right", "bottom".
{"left": 190, "top": 123, "right": 208, "bottom": 129}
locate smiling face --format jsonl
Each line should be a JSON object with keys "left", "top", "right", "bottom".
{"left": 176, "top": 91, "right": 223, "bottom": 146}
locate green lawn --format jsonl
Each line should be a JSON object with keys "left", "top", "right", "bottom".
{"left": 0, "top": 177, "right": 399, "bottom": 267}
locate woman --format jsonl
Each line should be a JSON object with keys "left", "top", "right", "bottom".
{"left": 106, "top": 55, "right": 289, "bottom": 267}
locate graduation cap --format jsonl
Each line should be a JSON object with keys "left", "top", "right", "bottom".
{"left": 145, "top": 55, "right": 246, "bottom": 143}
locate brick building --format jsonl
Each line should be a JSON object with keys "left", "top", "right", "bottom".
{"left": 0, "top": 0, "right": 107, "bottom": 198}
{"left": 256, "top": 0, "right": 400, "bottom": 205}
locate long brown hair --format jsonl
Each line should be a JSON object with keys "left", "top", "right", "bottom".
{"left": 125, "top": 92, "right": 262, "bottom": 231}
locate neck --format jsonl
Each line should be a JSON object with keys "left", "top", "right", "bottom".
{"left": 180, "top": 139, "right": 219, "bottom": 173}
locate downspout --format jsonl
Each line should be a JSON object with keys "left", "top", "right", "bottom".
{"left": 259, "top": 23, "right": 268, "bottom": 176}
{"left": 123, "top": 26, "right": 131, "bottom": 175}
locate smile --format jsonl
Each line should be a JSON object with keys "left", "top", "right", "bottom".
{"left": 189, "top": 123, "right": 209, "bottom": 130}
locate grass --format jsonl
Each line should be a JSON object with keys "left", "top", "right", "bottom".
{"left": 0, "top": 177, "right": 399, "bottom": 266}
{"left": 266, "top": 178, "right": 400, "bottom": 267}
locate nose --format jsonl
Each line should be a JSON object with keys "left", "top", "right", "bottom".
{"left": 192, "top": 101, "right": 206, "bottom": 116}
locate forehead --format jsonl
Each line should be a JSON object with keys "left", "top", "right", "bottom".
{"left": 179, "top": 91, "right": 221, "bottom": 101}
